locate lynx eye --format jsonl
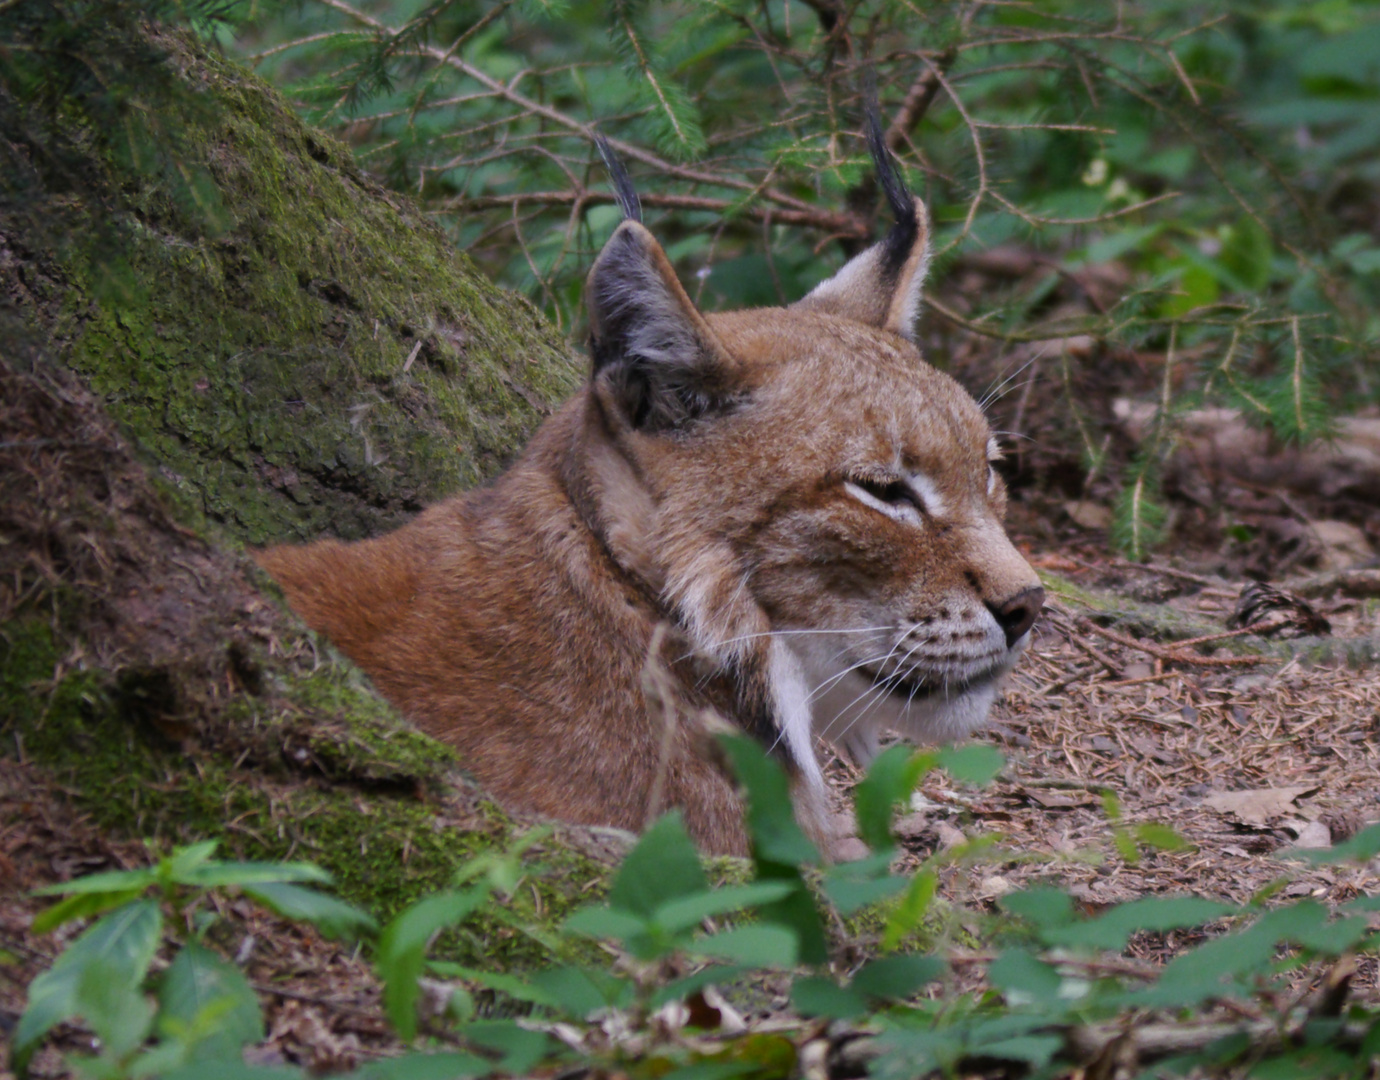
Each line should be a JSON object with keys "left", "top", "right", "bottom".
{"left": 856, "top": 477, "right": 922, "bottom": 510}
{"left": 844, "top": 474, "right": 933, "bottom": 525}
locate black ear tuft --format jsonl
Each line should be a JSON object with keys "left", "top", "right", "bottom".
{"left": 595, "top": 134, "right": 642, "bottom": 224}
{"left": 864, "top": 106, "right": 918, "bottom": 280}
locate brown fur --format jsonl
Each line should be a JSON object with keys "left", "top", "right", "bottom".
{"left": 256, "top": 186, "right": 1044, "bottom": 855}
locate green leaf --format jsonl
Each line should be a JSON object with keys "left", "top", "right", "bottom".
{"left": 852, "top": 955, "right": 945, "bottom": 1001}
{"left": 166, "top": 840, "right": 222, "bottom": 880}
{"left": 1218, "top": 218, "right": 1273, "bottom": 292}
{"left": 14, "top": 899, "right": 163, "bottom": 1073}
{"left": 240, "top": 882, "right": 377, "bottom": 940}
{"left": 427, "top": 962, "right": 559, "bottom": 1009}
{"left": 1041, "top": 896, "right": 1233, "bottom": 951}
{"left": 652, "top": 882, "right": 797, "bottom": 935}
{"left": 182, "top": 861, "right": 334, "bottom": 888}
{"left": 690, "top": 926, "right": 798, "bottom": 967}
{"left": 1160, "top": 258, "right": 1221, "bottom": 318}
{"left": 936, "top": 745, "right": 1005, "bottom": 786}
{"left": 988, "top": 948, "right": 1063, "bottom": 1001}
{"left": 160, "top": 1064, "right": 305, "bottom": 1080}
{"left": 31, "top": 888, "right": 146, "bottom": 935}
{"left": 821, "top": 875, "right": 908, "bottom": 916}
{"left": 529, "top": 965, "right": 634, "bottom": 1018}
{"left": 882, "top": 870, "right": 937, "bottom": 951}
{"left": 458, "top": 1020, "right": 551, "bottom": 1074}
{"left": 853, "top": 745, "right": 920, "bottom": 851}
{"left": 982, "top": 1035, "right": 1064, "bottom": 1067}
{"left": 715, "top": 735, "right": 819, "bottom": 867}
{"left": 74, "top": 955, "right": 157, "bottom": 1060}
{"left": 31, "top": 867, "right": 159, "bottom": 897}
{"left": 999, "top": 887, "right": 1075, "bottom": 930}
{"left": 791, "top": 976, "right": 868, "bottom": 1020}
{"left": 607, "top": 812, "right": 707, "bottom": 919}
{"left": 563, "top": 905, "right": 650, "bottom": 943}
{"left": 376, "top": 889, "right": 489, "bottom": 1041}
{"left": 157, "top": 942, "right": 263, "bottom": 1062}
{"left": 356, "top": 1052, "right": 491, "bottom": 1079}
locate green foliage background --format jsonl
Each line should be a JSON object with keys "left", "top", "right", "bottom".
{"left": 219, "top": 0, "right": 1380, "bottom": 555}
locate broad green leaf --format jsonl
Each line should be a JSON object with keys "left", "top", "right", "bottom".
{"left": 852, "top": 955, "right": 946, "bottom": 1001}
{"left": 715, "top": 735, "right": 818, "bottom": 867}
{"left": 713, "top": 736, "right": 827, "bottom": 964}
{"left": 652, "top": 881, "right": 796, "bottom": 935}
{"left": 790, "top": 976, "right": 868, "bottom": 1020}
{"left": 691, "top": 925, "right": 798, "bottom": 967}
{"left": 356, "top": 1052, "right": 490, "bottom": 1079}
{"left": 1160, "top": 260, "right": 1220, "bottom": 318}
{"left": 1218, "top": 218, "right": 1273, "bottom": 292}
{"left": 74, "top": 956, "right": 157, "bottom": 1059}
{"left": 157, "top": 942, "right": 263, "bottom": 1062}
{"left": 426, "top": 963, "right": 561, "bottom": 1009}
{"left": 14, "top": 899, "right": 162, "bottom": 1072}
{"left": 982, "top": 1035, "right": 1064, "bottom": 1067}
{"left": 458, "top": 1020, "right": 551, "bottom": 1074}
{"left": 882, "top": 870, "right": 937, "bottom": 951}
{"left": 1041, "top": 896, "right": 1234, "bottom": 951}
{"left": 563, "top": 905, "right": 649, "bottom": 943}
{"left": 853, "top": 745, "right": 919, "bottom": 851}
{"left": 159, "top": 1061, "right": 305, "bottom": 1080}
{"left": 1289, "top": 914, "right": 1370, "bottom": 955}
{"left": 31, "top": 867, "right": 159, "bottom": 897}
{"left": 658, "top": 1063, "right": 759, "bottom": 1080}
{"left": 31, "top": 888, "right": 145, "bottom": 935}
{"left": 607, "top": 812, "right": 707, "bottom": 919}
{"left": 821, "top": 874, "right": 908, "bottom": 916}
{"left": 376, "top": 889, "right": 489, "bottom": 1041}
{"left": 936, "top": 745, "right": 1005, "bottom": 786}
{"left": 182, "top": 861, "right": 334, "bottom": 888}
{"left": 240, "top": 882, "right": 377, "bottom": 940}
{"left": 988, "top": 948, "right": 1063, "bottom": 1001}
{"left": 528, "top": 965, "right": 634, "bottom": 1018}
{"left": 999, "top": 887, "right": 1075, "bottom": 930}
{"left": 166, "top": 840, "right": 222, "bottom": 880}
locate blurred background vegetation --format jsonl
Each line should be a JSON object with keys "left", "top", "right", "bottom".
{"left": 5, "top": 0, "right": 1379, "bottom": 561}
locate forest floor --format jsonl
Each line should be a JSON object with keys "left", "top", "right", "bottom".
{"left": 4, "top": 541, "right": 1379, "bottom": 1076}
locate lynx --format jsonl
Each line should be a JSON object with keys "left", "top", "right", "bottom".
{"left": 255, "top": 126, "right": 1044, "bottom": 855}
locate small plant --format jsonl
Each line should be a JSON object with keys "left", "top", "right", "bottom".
{"left": 13, "top": 840, "right": 376, "bottom": 1077}
{"left": 17, "top": 754, "right": 1380, "bottom": 1079}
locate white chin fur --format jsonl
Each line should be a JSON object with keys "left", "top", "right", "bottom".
{"left": 790, "top": 636, "right": 1017, "bottom": 766}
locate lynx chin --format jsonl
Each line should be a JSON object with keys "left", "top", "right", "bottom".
{"left": 255, "top": 123, "right": 1045, "bottom": 856}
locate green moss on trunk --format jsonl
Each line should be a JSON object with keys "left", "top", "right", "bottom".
{"left": 7, "top": 33, "right": 580, "bottom": 545}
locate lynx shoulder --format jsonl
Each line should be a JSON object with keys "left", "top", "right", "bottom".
{"left": 255, "top": 131, "right": 1044, "bottom": 855}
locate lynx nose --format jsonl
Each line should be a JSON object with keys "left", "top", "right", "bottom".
{"left": 990, "top": 585, "right": 1045, "bottom": 648}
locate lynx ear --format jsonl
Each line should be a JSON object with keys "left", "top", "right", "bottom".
{"left": 794, "top": 117, "right": 932, "bottom": 343}
{"left": 586, "top": 220, "right": 737, "bottom": 431}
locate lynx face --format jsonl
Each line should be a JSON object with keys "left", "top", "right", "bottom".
{"left": 581, "top": 136, "right": 1044, "bottom": 810}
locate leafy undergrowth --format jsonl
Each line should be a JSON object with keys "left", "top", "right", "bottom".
{"left": 7, "top": 736, "right": 1380, "bottom": 1080}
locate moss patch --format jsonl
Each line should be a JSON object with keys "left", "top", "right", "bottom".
{"left": 4, "top": 31, "right": 581, "bottom": 546}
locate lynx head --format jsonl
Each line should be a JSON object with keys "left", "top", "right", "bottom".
{"left": 575, "top": 124, "right": 1043, "bottom": 783}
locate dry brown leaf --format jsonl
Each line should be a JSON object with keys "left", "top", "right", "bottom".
{"left": 1202, "top": 785, "right": 1318, "bottom": 827}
